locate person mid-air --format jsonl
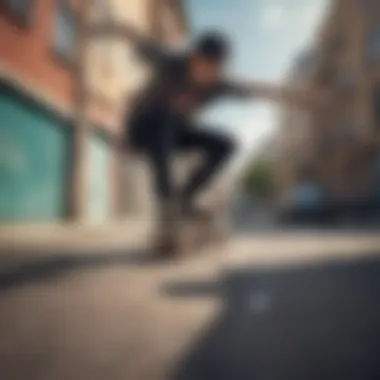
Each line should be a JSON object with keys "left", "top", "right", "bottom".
{"left": 92, "top": 23, "right": 321, "bottom": 245}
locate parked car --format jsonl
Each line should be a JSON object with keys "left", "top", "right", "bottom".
{"left": 280, "top": 183, "right": 327, "bottom": 224}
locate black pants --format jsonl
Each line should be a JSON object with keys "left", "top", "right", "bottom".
{"left": 128, "top": 109, "right": 236, "bottom": 206}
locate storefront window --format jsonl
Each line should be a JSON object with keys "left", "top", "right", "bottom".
{"left": 52, "top": 0, "right": 77, "bottom": 62}
{"left": 4, "top": 0, "right": 33, "bottom": 25}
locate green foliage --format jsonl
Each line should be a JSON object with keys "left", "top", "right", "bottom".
{"left": 242, "top": 159, "right": 275, "bottom": 198}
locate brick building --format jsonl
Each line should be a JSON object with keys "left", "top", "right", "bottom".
{"left": 277, "top": 0, "right": 380, "bottom": 219}
{"left": 0, "top": 0, "right": 187, "bottom": 223}
{"left": 276, "top": 48, "right": 320, "bottom": 209}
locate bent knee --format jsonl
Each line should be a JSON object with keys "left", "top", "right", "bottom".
{"left": 214, "top": 134, "right": 237, "bottom": 159}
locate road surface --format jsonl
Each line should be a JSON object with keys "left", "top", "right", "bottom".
{"left": 0, "top": 231, "right": 380, "bottom": 380}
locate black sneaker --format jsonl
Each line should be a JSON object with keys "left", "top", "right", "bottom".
{"left": 181, "top": 203, "right": 215, "bottom": 222}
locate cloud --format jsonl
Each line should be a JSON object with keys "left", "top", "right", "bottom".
{"left": 260, "top": 4, "right": 287, "bottom": 31}
{"left": 259, "top": 1, "right": 326, "bottom": 34}
{"left": 295, "top": 3, "right": 325, "bottom": 30}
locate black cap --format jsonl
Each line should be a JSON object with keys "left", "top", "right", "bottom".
{"left": 194, "top": 31, "right": 230, "bottom": 62}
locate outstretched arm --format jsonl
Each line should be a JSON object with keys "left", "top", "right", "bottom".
{"left": 223, "top": 79, "right": 321, "bottom": 108}
{"left": 246, "top": 82, "right": 298, "bottom": 102}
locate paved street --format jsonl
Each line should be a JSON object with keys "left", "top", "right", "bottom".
{"left": 0, "top": 231, "right": 380, "bottom": 380}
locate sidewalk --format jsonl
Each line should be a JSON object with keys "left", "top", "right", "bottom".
{"left": 0, "top": 218, "right": 153, "bottom": 255}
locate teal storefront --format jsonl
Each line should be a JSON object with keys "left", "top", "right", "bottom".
{"left": 87, "top": 131, "right": 112, "bottom": 222}
{"left": 0, "top": 85, "right": 71, "bottom": 222}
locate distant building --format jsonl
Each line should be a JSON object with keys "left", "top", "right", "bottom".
{"left": 276, "top": 48, "right": 319, "bottom": 209}
{"left": 312, "top": 0, "right": 380, "bottom": 214}
{"left": 0, "top": 0, "right": 187, "bottom": 223}
{"left": 277, "top": 0, "right": 380, "bottom": 218}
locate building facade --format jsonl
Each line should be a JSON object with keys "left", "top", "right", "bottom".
{"left": 276, "top": 49, "right": 320, "bottom": 209}
{"left": 277, "top": 0, "right": 380, "bottom": 218}
{"left": 0, "top": 0, "right": 187, "bottom": 223}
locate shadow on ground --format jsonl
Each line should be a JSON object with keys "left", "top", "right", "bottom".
{"left": 163, "top": 253, "right": 380, "bottom": 380}
{"left": 0, "top": 248, "right": 164, "bottom": 291}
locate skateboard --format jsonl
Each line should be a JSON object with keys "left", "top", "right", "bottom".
{"left": 150, "top": 209, "right": 230, "bottom": 259}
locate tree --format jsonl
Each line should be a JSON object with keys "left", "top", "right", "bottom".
{"left": 241, "top": 159, "right": 275, "bottom": 198}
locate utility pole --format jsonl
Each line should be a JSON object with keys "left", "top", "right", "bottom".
{"left": 71, "top": 0, "right": 92, "bottom": 221}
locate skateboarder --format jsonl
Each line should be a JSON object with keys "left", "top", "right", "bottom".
{"left": 92, "top": 23, "right": 321, "bottom": 246}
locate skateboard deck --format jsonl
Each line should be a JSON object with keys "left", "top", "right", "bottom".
{"left": 150, "top": 212, "right": 230, "bottom": 259}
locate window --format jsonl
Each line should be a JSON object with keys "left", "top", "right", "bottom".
{"left": 366, "top": 27, "right": 380, "bottom": 62}
{"left": 372, "top": 85, "right": 380, "bottom": 129}
{"left": 91, "top": 0, "right": 114, "bottom": 79}
{"left": 318, "top": 137, "right": 336, "bottom": 155}
{"left": 3, "top": 0, "right": 33, "bottom": 25}
{"left": 338, "top": 69, "right": 356, "bottom": 89}
{"left": 339, "top": 117, "right": 357, "bottom": 143}
{"left": 316, "top": 65, "right": 336, "bottom": 86}
{"left": 363, "top": 0, "right": 376, "bottom": 10}
{"left": 52, "top": 0, "right": 77, "bottom": 62}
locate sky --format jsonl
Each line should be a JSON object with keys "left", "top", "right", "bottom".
{"left": 186, "top": 0, "right": 329, "bottom": 159}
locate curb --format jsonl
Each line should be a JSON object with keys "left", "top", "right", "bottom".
{"left": 0, "top": 219, "right": 153, "bottom": 256}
